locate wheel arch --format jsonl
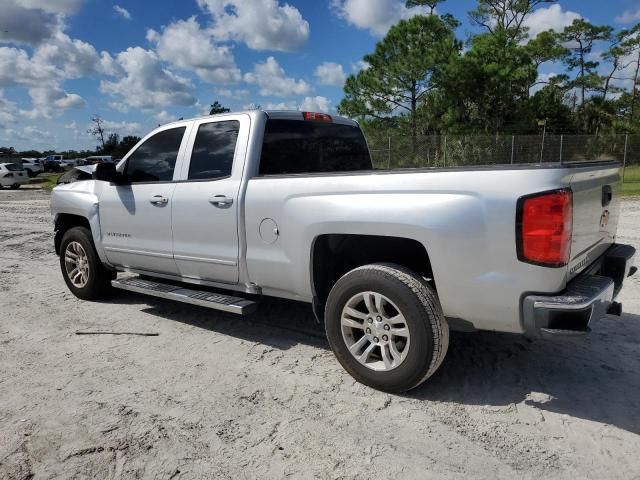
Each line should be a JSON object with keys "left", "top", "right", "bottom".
{"left": 310, "top": 233, "right": 435, "bottom": 315}
{"left": 54, "top": 214, "right": 91, "bottom": 255}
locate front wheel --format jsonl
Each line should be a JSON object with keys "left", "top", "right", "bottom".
{"left": 325, "top": 263, "right": 449, "bottom": 393}
{"left": 59, "top": 226, "right": 115, "bottom": 300}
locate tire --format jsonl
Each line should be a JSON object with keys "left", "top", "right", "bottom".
{"left": 25, "top": 169, "right": 34, "bottom": 177}
{"left": 10, "top": 184, "right": 20, "bottom": 189}
{"left": 59, "top": 226, "right": 115, "bottom": 300}
{"left": 325, "top": 263, "right": 449, "bottom": 393}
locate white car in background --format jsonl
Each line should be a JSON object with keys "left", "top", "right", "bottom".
{"left": 21, "top": 158, "right": 43, "bottom": 177}
{"left": 0, "top": 163, "right": 29, "bottom": 189}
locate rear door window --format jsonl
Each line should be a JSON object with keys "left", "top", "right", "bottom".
{"left": 124, "top": 127, "right": 186, "bottom": 182}
{"left": 188, "top": 121, "right": 240, "bottom": 180}
{"left": 259, "top": 120, "right": 372, "bottom": 175}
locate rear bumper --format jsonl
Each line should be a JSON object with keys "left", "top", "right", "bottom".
{"left": 522, "top": 244, "right": 636, "bottom": 336}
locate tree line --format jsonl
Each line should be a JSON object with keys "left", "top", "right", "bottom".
{"left": 338, "top": 0, "right": 640, "bottom": 151}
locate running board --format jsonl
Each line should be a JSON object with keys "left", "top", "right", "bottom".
{"left": 111, "top": 277, "right": 257, "bottom": 315}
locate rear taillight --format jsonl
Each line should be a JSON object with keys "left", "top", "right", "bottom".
{"left": 516, "top": 189, "right": 573, "bottom": 267}
{"left": 303, "top": 112, "right": 332, "bottom": 122}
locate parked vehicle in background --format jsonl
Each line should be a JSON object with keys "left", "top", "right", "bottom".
{"left": 43, "top": 160, "right": 63, "bottom": 173}
{"left": 50, "top": 110, "right": 636, "bottom": 393}
{"left": 21, "top": 158, "right": 43, "bottom": 177}
{"left": 59, "top": 159, "right": 80, "bottom": 168}
{"left": 85, "top": 156, "right": 113, "bottom": 164}
{"left": 0, "top": 163, "right": 29, "bottom": 188}
{"left": 56, "top": 165, "right": 95, "bottom": 185}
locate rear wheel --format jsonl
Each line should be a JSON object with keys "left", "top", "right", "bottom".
{"left": 10, "top": 184, "right": 20, "bottom": 189}
{"left": 60, "top": 226, "right": 115, "bottom": 300}
{"left": 325, "top": 263, "right": 448, "bottom": 393}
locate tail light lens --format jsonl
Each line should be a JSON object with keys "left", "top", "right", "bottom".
{"left": 303, "top": 112, "right": 332, "bottom": 122}
{"left": 516, "top": 189, "right": 573, "bottom": 267}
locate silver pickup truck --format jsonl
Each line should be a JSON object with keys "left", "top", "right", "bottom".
{"left": 51, "top": 110, "right": 636, "bottom": 392}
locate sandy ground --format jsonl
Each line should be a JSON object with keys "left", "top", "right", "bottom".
{"left": 0, "top": 189, "right": 639, "bottom": 480}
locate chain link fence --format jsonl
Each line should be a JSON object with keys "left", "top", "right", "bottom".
{"left": 367, "top": 134, "right": 640, "bottom": 183}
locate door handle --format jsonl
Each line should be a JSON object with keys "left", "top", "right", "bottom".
{"left": 149, "top": 195, "right": 169, "bottom": 206}
{"left": 209, "top": 195, "right": 234, "bottom": 207}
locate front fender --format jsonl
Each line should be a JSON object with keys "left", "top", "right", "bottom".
{"left": 51, "top": 181, "right": 111, "bottom": 266}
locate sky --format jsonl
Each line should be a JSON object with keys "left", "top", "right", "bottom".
{"left": 1, "top": 0, "right": 640, "bottom": 151}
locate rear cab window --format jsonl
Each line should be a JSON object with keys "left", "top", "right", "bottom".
{"left": 5, "top": 163, "right": 21, "bottom": 172}
{"left": 259, "top": 119, "right": 372, "bottom": 175}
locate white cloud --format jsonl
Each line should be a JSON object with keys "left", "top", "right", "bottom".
{"left": 0, "top": 47, "right": 56, "bottom": 87}
{"left": 100, "top": 47, "right": 197, "bottom": 111}
{"left": 32, "top": 31, "right": 101, "bottom": 78}
{"left": 0, "top": 90, "right": 19, "bottom": 125}
{"left": 154, "top": 110, "right": 176, "bottom": 124}
{"left": 197, "top": 0, "right": 309, "bottom": 52}
{"left": 23, "top": 125, "right": 53, "bottom": 139}
{"left": 0, "top": 0, "right": 62, "bottom": 46}
{"left": 314, "top": 62, "right": 346, "bottom": 87}
{"left": 100, "top": 120, "right": 142, "bottom": 135}
{"left": 616, "top": 9, "right": 640, "bottom": 24}
{"left": 300, "top": 96, "right": 332, "bottom": 112}
{"left": 331, "top": 0, "right": 429, "bottom": 36}
{"left": 530, "top": 72, "right": 557, "bottom": 95}
{"left": 260, "top": 96, "right": 332, "bottom": 112}
{"left": 0, "top": 47, "right": 86, "bottom": 118}
{"left": 64, "top": 121, "right": 77, "bottom": 129}
{"left": 244, "top": 56, "right": 311, "bottom": 97}
{"left": 351, "top": 60, "right": 370, "bottom": 73}
{"left": 99, "top": 51, "right": 124, "bottom": 77}
{"left": 21, "top": 86, "right": 85, "bottom": 119}
{"left": 524, "top": 4, "right": 582, "bottom": 39}
{"left": 147, "top": 17, "right": 241, "bottom": 84}
{"left": 113, "top": 5, "right": 131, "bottom": 20}
{"left": 0, "top": 42, "right": 97, "bottom": 119}
{"left": 0, "top": 1, "right": 108, "bottom": 120}
{"left": 0, "top": 125, "right": 54, "bottom": 146}
{"left": 15, "top": 0, "right": 84, "bottom": 15}
{"left": 215, "top": 88, "right": 250, "bottom": 100}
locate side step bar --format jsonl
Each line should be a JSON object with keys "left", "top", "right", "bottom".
{"left": 112, "top": 277, "right": 257, "bottom": 315}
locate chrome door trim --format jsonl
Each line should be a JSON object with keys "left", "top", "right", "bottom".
{"left": 104, "top": 246, "right": 174, "bottom": 259}
{"left": 173, "top": 254, "right": 237, "bottom": 266}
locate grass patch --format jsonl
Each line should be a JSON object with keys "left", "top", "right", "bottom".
{"left": 621, "top": 165, "right": 640, "bottom": 197}
{"left": 42, "top": 174, "right": 61, "bottom": 191}
{"left": 621, "top": 181, "right": 640, "bottom": 197}
{"left": 622, "top": 165, "right": 640, "bottom": 182}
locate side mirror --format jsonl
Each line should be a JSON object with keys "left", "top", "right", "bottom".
{"left": 93, "top": 162, "right": 123, "bottom": 184}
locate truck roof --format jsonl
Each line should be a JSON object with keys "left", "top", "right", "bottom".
{"left": 162, "top": 110, "right": 359, "bottom": 127}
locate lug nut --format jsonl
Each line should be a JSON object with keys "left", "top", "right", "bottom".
{"left": 382, "top": 335, "right": 388, "bottom": 341}
{"left": 366, "top": 328, "right": 372, "bottom": 334}
{"left": 376, "top": 316, "right": 382, "bottom": 321}
{"left": 367, "top": 318, "right": 373, "bottom": 324}
{"left": 383, "top": 324, "right": 390, "bottom": 331}
{"left": 373, "top": 336, "right": 379, "bottom": 343}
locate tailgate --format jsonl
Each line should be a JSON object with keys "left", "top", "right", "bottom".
{"left": 568, "top": 164, "right": 621, "bottom": 280}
